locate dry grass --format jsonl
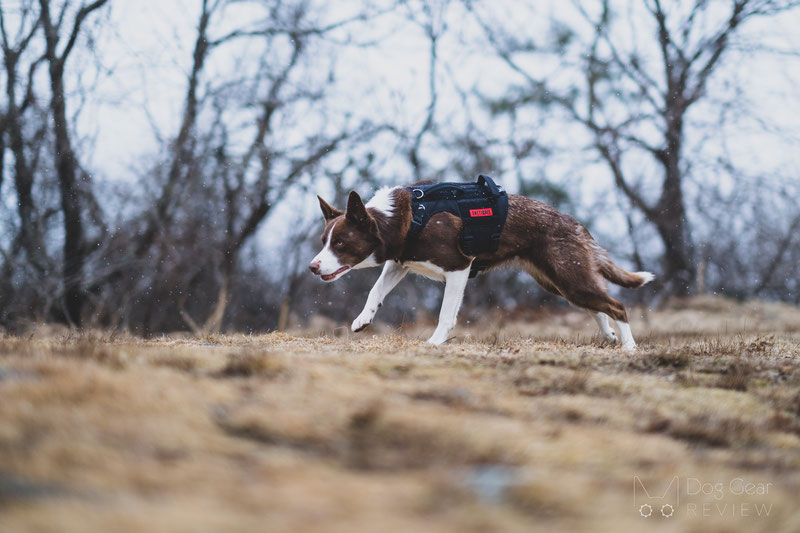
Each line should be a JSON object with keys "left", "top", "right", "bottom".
{"left": 1, "top": 296, "right": 800, "bottom": 532}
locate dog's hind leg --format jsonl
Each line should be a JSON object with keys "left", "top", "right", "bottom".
{"left": 352, "top": 261, "right": 409, "bottom": 332}
{"left": 560, "top": 286, "right": 637, "bottom": 350}
{"left": 519, "top": 260, "right": 621, "bottom": 346}
{"left": 591, "top": 312, "right": 618, "bottom": 344}
{"left": 615, "top": 320, "right": 636, "bottom": 351}
{"left": 427, "top": 266, "right": 471, "bottom": 345}
{"left": 589, "top": 296, "right": 637, "bottom": 350}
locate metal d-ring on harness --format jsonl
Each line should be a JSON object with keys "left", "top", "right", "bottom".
{"left": 405, "top": 175, "right": 509, "bottom": 279}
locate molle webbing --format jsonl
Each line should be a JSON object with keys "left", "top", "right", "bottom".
{"left": 405, "top": 175, "right": 509, "bottom": 278}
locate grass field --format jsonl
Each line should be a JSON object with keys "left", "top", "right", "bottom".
{"left": 1, "top": 296, "right": 799, "bottom": 532}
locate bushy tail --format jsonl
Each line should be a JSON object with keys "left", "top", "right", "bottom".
{"left": 594, "top": 246, "right": 655, "bottom": 288}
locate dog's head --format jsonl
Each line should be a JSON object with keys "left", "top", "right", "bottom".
{"left": 309, "top": 191, "right": 382, "bottom": 282}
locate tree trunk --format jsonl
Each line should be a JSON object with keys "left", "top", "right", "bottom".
{"left": 39, "top": 0, "right": 109, "bottom": 326}
{"left": 48, "top": 62, "right": 85, "bottom": 326}
{"left": 4, "top": 52, "right": 44, "bottom": 270}
{"left": 653, "top": 110, "right": 696, "bottom": 296}
{"left": 652, "top": 211, "right": 695, "bottom": 296}
{"left": 134, "top": 0, "right": 214, "bottom": 258}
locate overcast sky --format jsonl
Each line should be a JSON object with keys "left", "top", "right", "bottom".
{"left": 78, "top": 1, "right": 799, "bottom": 179}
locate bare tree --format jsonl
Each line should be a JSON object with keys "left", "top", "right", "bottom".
{"left": 467, "top": 0, "right": 800, "bottom": 295}
{"left": 133, "top": 0, "right": 219, "bottom": 259}
{"left": 88, "top": 0, "right": 387, "bottom": 334}
{"left": 0, "top": 2, "right": 46, "bottom": 272}
{"left": 38, "top": 0, "right": 109, "bottom": 325}
{"left": 402, "top": 0, "right": 450, "bottom": 181}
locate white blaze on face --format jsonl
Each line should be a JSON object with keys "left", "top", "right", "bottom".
{"left": 312, "top": 222, "right": 350, "bottom": 282}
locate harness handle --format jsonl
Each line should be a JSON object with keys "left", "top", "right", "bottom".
{"left": 478, "top": 174, "right": 501, "bottom": 197}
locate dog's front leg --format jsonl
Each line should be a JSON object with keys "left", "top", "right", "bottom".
{"left": 352, "top": 261, "right": 409, "bottom": 332}
{"left": 427, "top": 267, "right": 471, "bottom": 345}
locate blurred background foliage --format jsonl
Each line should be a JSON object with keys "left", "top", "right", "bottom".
{"left": 1, "top": 0, "right": 799, "bottom": 334}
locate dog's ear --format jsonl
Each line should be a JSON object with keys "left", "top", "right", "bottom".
{"left": 346, "top": 191, "right": 378, "bottom": 234}
{"left": 318, "top": 195, "right": 343, "bottom": 222}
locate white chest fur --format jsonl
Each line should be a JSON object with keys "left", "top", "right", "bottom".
{"left": 402, "top": 260, "right": 447, "bottom": 281}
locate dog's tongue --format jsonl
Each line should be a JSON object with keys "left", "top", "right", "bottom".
{"left": 321, "top": 266, "right": 349, "bottom": 281}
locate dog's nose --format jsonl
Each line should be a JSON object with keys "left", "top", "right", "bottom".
{"left": 309, "top": 261, "right": 320, "bottom": 274}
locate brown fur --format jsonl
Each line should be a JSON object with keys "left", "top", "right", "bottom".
{"left": 316, "top": 189, "right": 649, "bottom": 324}
{"left": 318, "top": 196, "right": 377, "bottom": 268}
{"left": 470, "top": 195, "right": 644, "bottom": 322}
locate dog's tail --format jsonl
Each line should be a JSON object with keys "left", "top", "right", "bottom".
{"left": 593, "top": 245, "right": 655, "bottom": 288}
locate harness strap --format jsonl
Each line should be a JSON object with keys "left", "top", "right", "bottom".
{"left": 405, "top": 175, "right": 508, "bottom": 279}
{"left": 469, "top": 261, "right": 487, "bottom": 279}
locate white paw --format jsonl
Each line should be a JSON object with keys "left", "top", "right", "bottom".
{"left": 622, "top": 341, "right": 637, "bottom": 352}
{"left": 604, "top": 332, "right": 618, "bottom": 343}
{"left": 427, "top": 332, "right": 449, "bottom": 345}
{"left": 351, "top": 311, "right": 374, "bottom": 333}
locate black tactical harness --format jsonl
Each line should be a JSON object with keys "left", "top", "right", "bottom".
{"left": 405, "top": 175, "right": 509, "bottom": 278}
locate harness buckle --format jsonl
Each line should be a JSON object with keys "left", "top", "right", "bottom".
{"left": 412, "top": 188, "right": 425, "bottom": 199}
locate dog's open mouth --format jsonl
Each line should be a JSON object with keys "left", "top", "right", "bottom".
{"left": 321, "top": 266, "right": 350, "bottom": 281}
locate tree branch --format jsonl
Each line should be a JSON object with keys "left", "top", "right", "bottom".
{"left": 647, "top": 0, "right": 676, "bottom": 91}
{"left": 685, "top": 0, "right": 747, "bottom": 105}
{"left": 208, "top": 9, "right": 386, "bottom": 47}
{"left": 59, "top": 0, "right": 109, "bottom": 62}
{"left": 409, "top": 7, "right": 440, "bottom": 181}
{"left": 595, "top": 143, "right": 656, "bottom": 219}
{"left": 754, "top": 211, "right": 800, "bottom": 294}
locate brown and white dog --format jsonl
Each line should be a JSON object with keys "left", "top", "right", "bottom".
{"left": 309, "top": 186, "right": 653, "bottom": 349}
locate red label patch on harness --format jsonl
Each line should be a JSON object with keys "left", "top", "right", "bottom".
{"left": 469, "top": 208, "right": 493, "bottom": 217}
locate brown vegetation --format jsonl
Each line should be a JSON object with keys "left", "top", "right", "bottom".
{"left": 1, "top": 297, "right": 799, "bottom": 532}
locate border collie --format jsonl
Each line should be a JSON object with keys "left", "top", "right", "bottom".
{"left": 309, "top": 186, "right": 653, "bottom": 349}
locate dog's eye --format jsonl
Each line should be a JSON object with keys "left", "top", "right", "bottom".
{"left": 334, "top": 240, "right": 344, "bottom": 248}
